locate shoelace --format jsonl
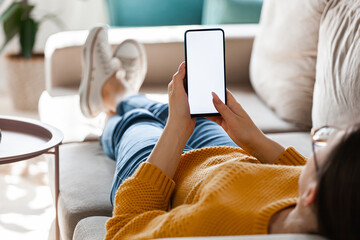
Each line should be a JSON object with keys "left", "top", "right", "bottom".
{"left": 120, "top": 57, "right": 140, "bottom": 80}
{"left": 97, "top": 42, "right": 114, "bottom": 75}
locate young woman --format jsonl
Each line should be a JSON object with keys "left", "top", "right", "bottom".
{"left": 79, "top": 26, "right": 360, "bottom": 240}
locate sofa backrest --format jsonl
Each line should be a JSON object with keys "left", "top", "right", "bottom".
{"left": 44, "top": 24, "right": 258, "bottom": 96}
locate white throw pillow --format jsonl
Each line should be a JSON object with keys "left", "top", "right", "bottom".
{"left": 312, "top": 0, "right": 360, "bottom": 129}
{"left": 250, "top": 0, "right": 327, "bottom": 128}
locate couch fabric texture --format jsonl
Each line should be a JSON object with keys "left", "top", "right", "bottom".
{"left": 312, "top": 0, "right": 360, "bottom": 129}
{"left": 250, "top": 0, "right": 327, "bottom": 127}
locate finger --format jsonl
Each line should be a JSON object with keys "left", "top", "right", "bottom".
{"left": 212, "top": 92, "right": 235, "bottom": 119}
{"left": 168, "top": 80, "right": 174, "bottom": 96}
{"left": 178, "top": 61, "right": 185, "bottom": 71}
{"left": 173, "top": 62, "right": 186, "bottom": 86}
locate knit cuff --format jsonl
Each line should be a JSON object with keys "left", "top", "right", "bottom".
{"left": 133, "top": 162, "right": 176, "bottom": 203}
{"left": 274, "top": 147, "right": 307, "bottom": 166}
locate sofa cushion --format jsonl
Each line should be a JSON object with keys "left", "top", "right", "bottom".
{"left": 162, "top": 235, "right": 326, "bottom": 240}
{"left": 229, "top": 85, "right": 303, "bottom": 133}
{"left": 73, "top": 216, "right": 109, "bottom": 240}
{"left": 51, "top": 142, "right": 115, "bottom": 240}
{"left": 73, "top": 216, "right": 325, "bottom": 240}
{"left": 266, "top": 132, "right": 311, "bottom": 158}
{"left": 312, "top": 0, "right": 360, "bottom": 129}
{"left": 250, "top": 0, "right": 327, "bottom": 127}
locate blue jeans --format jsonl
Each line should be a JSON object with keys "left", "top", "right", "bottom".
{"left": 100, "top": 94, "right": 238, "bottom": 205}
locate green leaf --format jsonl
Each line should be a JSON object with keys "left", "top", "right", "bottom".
{"left": 0, "top": 3, "right": 37, "bottom": 54}
{"left": 0, "top": 2, "right": 24, "bottom": 53}
{"left": 0, "top": 2, "right": 22, "bottom": 23}
{"left": 19, "top": 17, "right": 38, "bottom": 58}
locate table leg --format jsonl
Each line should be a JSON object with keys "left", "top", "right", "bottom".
{"left": 54, "top": 146, "right": 60, "bottom": 240}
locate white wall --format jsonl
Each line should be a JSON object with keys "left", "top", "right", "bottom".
{"left": 0, "top": 0, "right": 109, "bottom": 92}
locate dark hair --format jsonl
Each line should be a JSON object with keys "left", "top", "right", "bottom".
{"left": 315, "top": 122, "right": 360, "bottom": 240}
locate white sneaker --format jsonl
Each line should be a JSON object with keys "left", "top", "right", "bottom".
{"left": 113, "top": 39, "right": 147, "bottom": 93}
{"left": 79, "top": 25, "right": 121, "bottom": 118}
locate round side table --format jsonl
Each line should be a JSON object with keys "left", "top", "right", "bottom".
{"left": 0, "top": 115, "right": 63, "bottom": 240}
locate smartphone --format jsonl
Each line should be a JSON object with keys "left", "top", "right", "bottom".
{"left": 184, "top": 28, "right": 227, "bottom": 117}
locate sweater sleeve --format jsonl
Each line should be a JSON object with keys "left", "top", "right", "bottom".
{"left": 273, "top": 147, "right": 307, "bottom": 166}
{"left": 105, "top": 162, "right": 181, "bottom": 239}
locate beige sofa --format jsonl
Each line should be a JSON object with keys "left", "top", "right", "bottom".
{"left": 39, "top": 25, "right": 324, "bottom": 240}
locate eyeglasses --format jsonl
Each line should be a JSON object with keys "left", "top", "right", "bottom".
{"left": 311, "top": 126, "right": 340, "bottom": 173}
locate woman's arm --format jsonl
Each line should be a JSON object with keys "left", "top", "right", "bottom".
{"left": 105, "top": 62, "right": 196, "bottom": 239}
{"left": 207, "top": 91, "right": 285, "bottom": 164}
{"left": 147, "top": 123, "right": 190, "bottom": 178}
{"left": 147, "top": 62, "right": 196, "bottom": 178}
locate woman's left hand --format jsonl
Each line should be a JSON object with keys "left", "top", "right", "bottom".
{"left": 167, "top": 62, "right": 196, "bottom": 138}
{"left": 146, "top": 62, "right": 195, "bottom": 178}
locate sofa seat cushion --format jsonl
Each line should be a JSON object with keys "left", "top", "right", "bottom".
{"left": 266, "top": 132, "right": 311, "bottom": 158}
{"left": 49, "top": 142, "right": 115, "bottom": 240}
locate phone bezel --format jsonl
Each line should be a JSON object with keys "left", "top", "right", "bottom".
{"left": 184, "top": 28, "right": 227, "bottom": 117}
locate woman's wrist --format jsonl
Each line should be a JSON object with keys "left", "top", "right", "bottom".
{"left": 251, "top": 133, "right": 285, "bottom": 164}
{"left": 147, "top": 120, "right": 191, "bottom": 178}
{"left": 166, "top": 119, "right": 194, "bottom": 141}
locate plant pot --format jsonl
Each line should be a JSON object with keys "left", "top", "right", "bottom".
{"left": 4, "top": 54, "right": 45, "bottom": 111}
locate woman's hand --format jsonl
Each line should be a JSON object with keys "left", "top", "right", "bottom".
{"left": 167, "top": 62, "right": 196, "bottom": 138}
{"left": 146, "top": 62, "right": 195, "bottom": 178}
{"left": 207, "top": 90, "right": 285, "bottom": 164}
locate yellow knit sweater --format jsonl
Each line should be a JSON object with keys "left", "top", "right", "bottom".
{"left": 105, "top": 146, "right": 306, "bottom": 240}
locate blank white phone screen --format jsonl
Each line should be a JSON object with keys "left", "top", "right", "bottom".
{"left": 186, "top": 29, "right": 225, "bottom": 115}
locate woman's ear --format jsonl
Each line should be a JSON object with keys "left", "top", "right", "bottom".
{"left": 300, "top": 182, "right": 318, "bottom": 206}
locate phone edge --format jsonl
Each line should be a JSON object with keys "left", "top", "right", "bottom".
{"left": 184, "top": 28, "right": 227, "bottom": 117}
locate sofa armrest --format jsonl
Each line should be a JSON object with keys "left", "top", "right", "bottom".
{"left": 45, "top": 24, "right": 258, "bottom": 96}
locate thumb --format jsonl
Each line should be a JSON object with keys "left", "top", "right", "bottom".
{"left": 212, "top": 92, "right": 234, "bottom": 119}
{"left": 173, "top": 62, "right": 186, "bottom": 87}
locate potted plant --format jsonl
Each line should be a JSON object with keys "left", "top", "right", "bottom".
{"left": 0, "top": 0, "right": 62, "bottom": 111}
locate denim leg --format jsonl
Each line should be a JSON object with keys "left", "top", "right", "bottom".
{"left": 116, "top": 94, "right": 169, "bottom": 124}
{"left": 101, "top": 107, "right": 192, "bottom": 205}
{"left": 117, "top": 95, "right": 236, "bottom": 149}
{"left": 186, "top": 117, "right": 238, "bottom": 149}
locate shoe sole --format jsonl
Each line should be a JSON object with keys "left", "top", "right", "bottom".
{"left": 113, "top": 39, "right": 147, "bottom": 92}
{"left": 79, "top": 27, "right": 104, "bottom": 118}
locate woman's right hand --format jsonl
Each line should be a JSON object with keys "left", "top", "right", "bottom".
{"left": 207, "top": 90, "right": 285, "bottom": 164}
